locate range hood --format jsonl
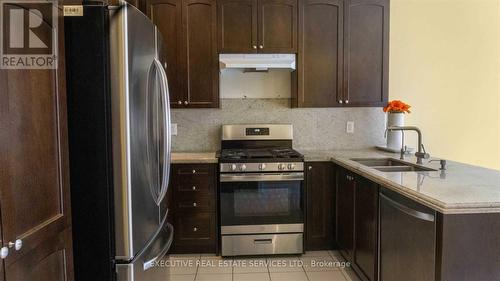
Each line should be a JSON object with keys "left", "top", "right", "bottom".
{"left": 219, "top": 54, "right": 296, "bottom": 71}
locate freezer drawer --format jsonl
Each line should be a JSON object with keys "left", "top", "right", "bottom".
{"left": 222, "top": 233, "right": 303, "bottom": 256}
{"left": 117, "top": 222, "right": 173, "bottom": 281}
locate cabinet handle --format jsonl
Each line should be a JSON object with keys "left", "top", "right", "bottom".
{"left": 177, "top": 101, "right": 182, "bottom": 105}
{"left": 339, "top": 100, "right": 343, "bottom": 104}
{"left": 259, "top": 45, "right": 263, "bottom": 49}
{"left": 192, "top": 186, "right": 196, "bottom": 191}
{"left": 8, "top": 239, "right": 22, "bottom": 251}
{"left": 192, "top": 169, "right": 196, "bottom": 174}
{"left": 308, "top": 166, "right": 312, "bottom": 170}
{"left": 345, "top": 100, "right": 349, "bottom": 104}
{"left": 252, "top": 45, "right": 257, "bottom": 49}
{"left": 193, "top": 202, "right": 197, "bottom": 207}
{"left": 0, "top": 247, "right": 8, "bottom": 259}
{"left": 184, "top": 101, "right": 188, "bottom": 105}
{"left": 193, "top": 227, "right": 198, "bottom": 232}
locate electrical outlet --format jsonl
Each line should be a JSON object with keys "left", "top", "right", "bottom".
{"left": 171, "top": 123, "right": 178, "bottom": 136}
{"left": 346, "top": 121, "right": 355, "bottom": 134}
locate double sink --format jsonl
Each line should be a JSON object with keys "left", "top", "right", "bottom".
{"left": 351, "top": 158, "right": 437, "bottom": 173}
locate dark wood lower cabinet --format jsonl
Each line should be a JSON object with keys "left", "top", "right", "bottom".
{"left": 173, "top": 213, "right": 217, "bottom": 253}
{"left": 169, "top": 164, "right": 218, "bottom": 254}
{"left": 354, "top": 177, "right": 378, "bottom": 281}
{"left": 336, "top": 167, "right": 379, "bottom": 281}
{"left": 305, "top": 162, "right": 335, "bottom": 250}
{"left": 336, "top": 168, "right": 355, "bottom": 260}
{"left": 437, "top": 212, "right": 500, "bottom": 281}
{"left": 335, "top": 166, "right": 500, "bottom": 281}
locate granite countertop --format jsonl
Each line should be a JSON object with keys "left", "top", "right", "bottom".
{"left": 299, "top": 149, "right": 500, "bottom": 214}
{"left": 171, "top": 152, "right": 218, "bottom": 164}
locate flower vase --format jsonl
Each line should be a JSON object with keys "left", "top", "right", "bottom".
{"left": 386, "top": 112, "right": 405, "bottom": 150}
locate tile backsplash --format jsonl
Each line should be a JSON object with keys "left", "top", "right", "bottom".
{"left": 171, "top": 99, "right": 386, "bottom": 152}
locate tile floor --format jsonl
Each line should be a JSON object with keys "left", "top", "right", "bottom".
{"left": 165, "top": 251, "right": 360, "bottom": 281}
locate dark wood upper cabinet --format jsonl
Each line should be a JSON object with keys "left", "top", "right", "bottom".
{"left": 354, "top": 177, "right": 379, "bottom": 281}
{"left": 218, "top": 0, "right": 258, "bottom": 53}
{"left": 147, "top": 0, "right": 184, "bottom": 106}
{"left": 258, "top": 0, "right": 297, "bottom": 52}
{"left": 218, "top": 0, "right": 297, "bottom": 53}
{"left": 305, "top": 162, "right": 335, "bottom": 250}
{"left": 147, "top": 0, "right": 219, "bottom": 108}
{"left": 294, "top": 0, "right": 343, "bottom": 107}
{"left": 182, "top": 0, "right": 219, "bottom": 108}
{"left": 294, "top": 0, "right": 389, "bottom": 108}
{"left": 344, "top": 0, "right": 389, "bottom": 106}
{"left": 336, "top": 168, "right": 355, "bottom": 261}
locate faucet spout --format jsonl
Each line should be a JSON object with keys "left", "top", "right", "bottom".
{"left": 387, "top": 126, "right": 430, "bottom": 164}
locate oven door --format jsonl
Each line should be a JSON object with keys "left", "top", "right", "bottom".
{"left": 219, "top": 172, "right": 304, "bottom": 234}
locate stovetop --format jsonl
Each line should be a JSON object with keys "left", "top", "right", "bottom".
{"left": 219, "top": 147, "right": 304, "bottom": 163}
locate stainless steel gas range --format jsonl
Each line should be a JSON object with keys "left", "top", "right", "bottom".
{"left": 218, "top": 124, "right": 304, "bottom": 257}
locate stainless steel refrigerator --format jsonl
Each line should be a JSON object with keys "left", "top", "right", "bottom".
{"left": 65, "top": 2, "right": 173, "bottom": 281}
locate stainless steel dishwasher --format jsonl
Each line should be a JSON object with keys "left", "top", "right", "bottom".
{"left": 379, "top": 188, "right": 436, "bottom": 281}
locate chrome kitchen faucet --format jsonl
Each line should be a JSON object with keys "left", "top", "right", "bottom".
{"left": 387, "top": 126, "right": 430, "bottom": 164}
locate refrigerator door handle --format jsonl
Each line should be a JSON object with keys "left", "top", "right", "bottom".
{"left": 146, "top": 61, "right": 160, "bottom": 204}
{"left": 153, "top": 58, "right": 171, "bottom": 205}
{"left": 125, "top": 208, "right": 170, "bottom": 264}
{"left": 143, "top": 222, "right": 174, "bottom": 270}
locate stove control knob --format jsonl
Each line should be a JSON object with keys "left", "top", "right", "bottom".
{"left": 288, "top": 164, "right": 295, "bottom": 170}
{"left": 240, "top": 164, "right": 247, "bottom": 171}
{"left": 230, "top": 164, "right": 237, "bottom": 171}
{"left": 278, "top": 164, "right": 286, "bottom": 170}
{"left": 259, "top": 163, "right": 266, "bottom": 170}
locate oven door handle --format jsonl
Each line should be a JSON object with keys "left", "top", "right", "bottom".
{"left": 219, "top": 173, "right": 304, "bottom": 182}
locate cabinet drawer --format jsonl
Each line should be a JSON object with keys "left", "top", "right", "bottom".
{"left": 175, "top": 213, "right": 215, "bottom": 240}
{"left": 172, "top": 177, "right": 213, "bottom": 194}
{"left": 173, "top": 164, "right": 214, "bottom": 176}
{"left": 175, "top": 193, "right": 213, "bottom": 212}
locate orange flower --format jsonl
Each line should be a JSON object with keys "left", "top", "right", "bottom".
{"left": 383, "top": 100, "right": 411, "bottom": 113}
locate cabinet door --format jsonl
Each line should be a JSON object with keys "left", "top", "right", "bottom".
{"left": 354, "top": 177, "right": 378, "bottom": 281}
{"left": 344, "top": 0, "right": 389, "bottom": 106}
{"left": 173, "top": 212, "right": 217, "bottom": 253}
{"left": 295, "top": 0, "right": 343, "bottom": 107}
{"left": 146, "top": 0, "right": 185, "bottom": 107}
{"left": 218, "top": 0, "right": 258, "bottom": 53}
{"left": 305, "top": 162, "right": 335, "bottom": 250}
{"left": 336, "top": 169, "right": 355, "bottom": 260}
{"left": 258, "top": 0, "right": 297, "bottom": 53}
{"left": 0, "top": 8, "right": 73, "bottom": 280}
{"left": 182, "top": 0, "right": 219, "bottom": 108}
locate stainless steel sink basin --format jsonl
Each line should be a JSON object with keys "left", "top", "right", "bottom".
{"left": 351, "top": 158, "right": 410, "bottom": 167}
{"left": 351, "top": 158, "right": 437, "bottom": 172}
